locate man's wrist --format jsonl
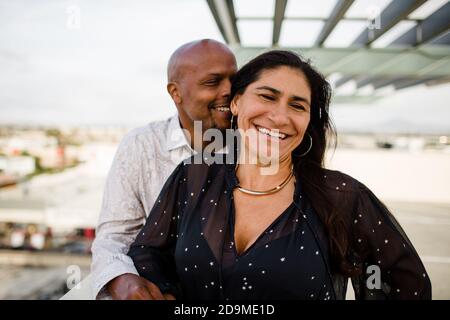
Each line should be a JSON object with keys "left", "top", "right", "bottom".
{"left": 92, "top": 259, "right": 139, "bottom": 299}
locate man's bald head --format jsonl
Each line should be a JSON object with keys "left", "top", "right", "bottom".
{"left": 167, "top": 39, "right": 235, "bottom": 83}
{"left": 166, "top": 39, "right": 237, "bottom": 136}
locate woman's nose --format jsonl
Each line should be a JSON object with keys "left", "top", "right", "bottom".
{"left": 268, "top": 103, "right": 290, "bottom": 126}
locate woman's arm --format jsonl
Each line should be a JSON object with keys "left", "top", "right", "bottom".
{"left": 350, "top": 183, "right": 432, "bottom": 300}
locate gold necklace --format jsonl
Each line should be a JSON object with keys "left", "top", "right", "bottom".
{"left": 235, "top": 165, "right": 294, "bottom": 196}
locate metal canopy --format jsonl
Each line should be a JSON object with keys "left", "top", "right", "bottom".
{"left": 207, "top": 0, "right": 240, "bottom": 45}
{"left": 430, "top": 30, "right": 450, "bottom": 45}
{"left": 233, "top": 46, "right": 450, "bottom": 77}
{"left": 272, "top": 0, "right": 288, "bottom": 45}
{"left": 315, "top": 0, "right": 355, "bottom": 46}
{"left": 336, "top": 0, "right": 427, "bottom": 87}
{"left": 206, "top": 0, "right": 450, "bottom": 103}
{"left": 348, "top": 1, "right": 450, "bottom": 90}
{"left": 352, "top": 0, "right": 426, "bottom": 46}
{"left": 391, "top": 2, "right": 450, "bottom": 46}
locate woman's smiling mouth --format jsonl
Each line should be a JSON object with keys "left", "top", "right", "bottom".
{"left": 255, "top": 125, "right": 289, "bottom": 140}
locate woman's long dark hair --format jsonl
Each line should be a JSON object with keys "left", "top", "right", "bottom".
{"left": 230, "top": 50, "right": 358, "bottom": 277}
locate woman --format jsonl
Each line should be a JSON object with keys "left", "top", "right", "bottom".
{"left": 128, "top": 50, "right": 431, "bottom": 300}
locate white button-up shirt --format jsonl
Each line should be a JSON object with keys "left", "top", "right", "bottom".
{"left": 91, "top": 115, "right": 194, "bottom": 299}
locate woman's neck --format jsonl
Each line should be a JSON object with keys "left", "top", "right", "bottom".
{"left": 236, "top": 153, "right": 293, "bottom": 191}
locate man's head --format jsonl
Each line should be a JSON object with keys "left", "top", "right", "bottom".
{"left": 167, "top": 39, "right": 237, "bottom": 134}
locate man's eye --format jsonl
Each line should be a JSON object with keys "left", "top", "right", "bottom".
{"left": 204, "top": 80, "right": 219, "bottom": 86}
{"left": 260, "top": 94, "right": 275, "bottom": 101}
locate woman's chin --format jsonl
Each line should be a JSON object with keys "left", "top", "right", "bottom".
{"left": 242, "top": 145, "right": 284, "bottom": 164}
{"left": 256, "top": 154, "right": 273, "bottom": 167}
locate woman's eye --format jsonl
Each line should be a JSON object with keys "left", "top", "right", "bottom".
{"left": 260, "top": 94, "right": 275, "bottom": 101}
{"left": 291, "top": 104, "right": 306, "bottom": 111}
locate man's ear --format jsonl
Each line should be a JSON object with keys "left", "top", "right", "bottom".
{"left": 167, "top": 82, "right": 182, "bottom": 104}
{"left": 230, "top": 95, "right": 240, "bottom": 116}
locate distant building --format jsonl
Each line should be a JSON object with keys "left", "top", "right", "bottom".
{"left": 0, "top": 156, "right": 35, "bottom": 177}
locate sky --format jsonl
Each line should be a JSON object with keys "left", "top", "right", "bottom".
{"left": 0, "top": 0, "right": 449, "bottom": 134}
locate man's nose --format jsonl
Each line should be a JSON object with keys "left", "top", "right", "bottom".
{"left": 220, "top": 78, "right": 232, "bottom": 98}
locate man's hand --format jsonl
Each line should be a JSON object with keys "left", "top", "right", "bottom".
{"left": 106, "top": 273, "right": 176, "bottom": 300}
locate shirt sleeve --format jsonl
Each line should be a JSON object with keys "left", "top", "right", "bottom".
{"left": 90, "top": 132, "right": 147, "bottom": 300}
{"left": 127, "top": 161, "right": 187, "bottom": 298}
{"left": 350, "top": 182, "right": 432, "bottom": 300}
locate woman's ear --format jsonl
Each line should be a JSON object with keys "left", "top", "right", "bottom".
{"left": 230, "top": 95, "right": 240, "bottom": 116}
{"left": 167, "top": 82, "right": 182, "bottom": 104}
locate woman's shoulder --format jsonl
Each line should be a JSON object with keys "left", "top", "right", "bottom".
{"left": 320, "top": 168, "right": 388, "bottom": 227}
{"left": 320, "top": 168, "right": 388, "bottom": 214}
{"left": 321, "top": 168, "right": 367, "bottom": 195}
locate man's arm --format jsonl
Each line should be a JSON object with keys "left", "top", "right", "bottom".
{"left": 127, "top": 162, "right": 187, "bottom": 299}
{"left": 91, "top": 131, "right": 152, "bottom": 299}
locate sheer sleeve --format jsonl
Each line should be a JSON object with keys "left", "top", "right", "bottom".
{"left": 127, "top": 161, "right": 187, "bottom": 298}
{"left": 350, "top": 182, "right": 432, "bottom": 300}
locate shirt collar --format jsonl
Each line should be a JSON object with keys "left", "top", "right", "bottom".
{"left": 166, "top": 115, "right": 231, "bottom": 155}
{"left": 166, "top": 115, "right": 192, "bottom": 152}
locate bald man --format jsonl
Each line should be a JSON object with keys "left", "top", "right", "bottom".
{"left": 91, "top": 39, "right": 237, "bottom": 300}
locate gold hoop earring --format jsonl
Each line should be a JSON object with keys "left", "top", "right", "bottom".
{"left": 294, "top": 133, "right": 312, "bottom": 157}
{"left": 230, "top": 115, "right": 236, "bottom": 130}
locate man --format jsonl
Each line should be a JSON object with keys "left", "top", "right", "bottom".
{"left": 91, "top": 39, "right": 237, "bottom": 300}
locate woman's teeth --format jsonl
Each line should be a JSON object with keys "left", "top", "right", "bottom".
{"left": 257, "top": 126, "right": 287, "bottom": 140}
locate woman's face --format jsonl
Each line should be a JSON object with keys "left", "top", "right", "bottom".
{"left": 231, "top": 66, "right": 311, "bottom": 165}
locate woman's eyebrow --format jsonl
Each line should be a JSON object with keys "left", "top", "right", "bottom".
{"left": 256, "top": 86, "right": 281, "bottom": 95}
